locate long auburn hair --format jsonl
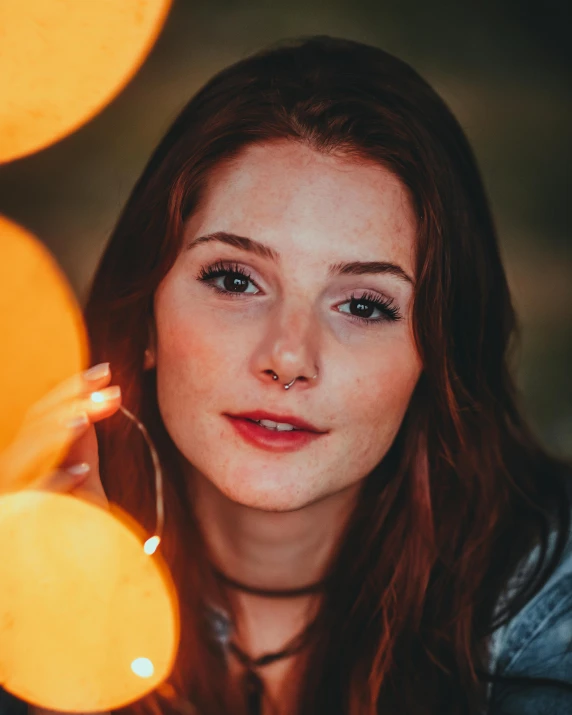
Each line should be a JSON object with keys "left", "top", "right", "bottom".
{"left": 85, "top": 36, "right": 571, "bottom": 714}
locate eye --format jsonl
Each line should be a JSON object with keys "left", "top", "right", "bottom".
{"left": 197, "top": 261, "right": 260, "bottom": 296}
{"left": 337, "top": 291, "right": 401, "bottom": 325}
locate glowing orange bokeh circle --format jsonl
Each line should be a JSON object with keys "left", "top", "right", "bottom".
{"left": 0, "top": 0, "right": 172, "bottom": 163}
{"left": 0, "top": 215, "right": 87, "bottom": 487}
{"left": 0, "top": 491, "right": 179, "bottom": 711}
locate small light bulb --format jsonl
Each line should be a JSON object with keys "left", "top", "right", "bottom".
{"left": 90, "top": 391, "right": 105, "bottom": 404}
{"left": 131, "top": 657, "right": 154, "bottom": 678}
{"left": 144, "top": 536, "right": 160, "bottom": 555}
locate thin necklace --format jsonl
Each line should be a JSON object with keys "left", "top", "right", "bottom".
{"left": 209, "top": 565, "right": 325, "bottom": 715}
{"left": 210, "top": 563, "right": 328, "bottom": 598}
{"left": 230, "top": 620, "right": 316, "bottom": 715}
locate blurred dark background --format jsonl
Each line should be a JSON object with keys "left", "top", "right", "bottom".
{"left": 1, "top": 0, "right": 570, "bottom": 456}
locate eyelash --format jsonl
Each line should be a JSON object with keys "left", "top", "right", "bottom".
{"left": 197, "top": 260, "right": 402, "bottom": 325}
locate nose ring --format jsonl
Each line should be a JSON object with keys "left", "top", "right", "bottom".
{"left": 271, "top": 373, "right": 318, "bottom": 389}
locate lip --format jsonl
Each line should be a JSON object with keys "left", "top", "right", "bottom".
{"left": 225, "top": 415, "right": 327, "bottom": 453}
{"left": 228, "top": 410, "right": 324, "bottom": 433}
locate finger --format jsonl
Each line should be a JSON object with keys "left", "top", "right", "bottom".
{"left": 27, "top": 363, "right": 112, "bottom": 418}
{"left": 30, "top": 385, "right": 123, "bottom": 447}
{"left": 60, "top": 423, "right": 99, "bottom": 472}
{"left": 61, "top": 428, "right": 108, "bottom": 510}
{"left": 0, "top": 411, "right": 91, "bottom": 492}
{"left": 31, "top": 384, "right": 122, "bottom": 435}
{"left": 61, "top": 450, "right": 109, "bottom": 510}
{"left": 0, "top": 384, "right": 120, "bottom": 494}
{"left": 83, "top": 385, "right": 122, "bottom": 424}
{"left": 32, "top": 462, "right": 109, "bottom": 510}
{"left": 17, "top": 377, "right": 120, "bottom": 451}
{"left": 58, "top": 392, "right": 122, "bottom": 472}
{"left": 31, "top": 462, "right": 91, "bottom": 493}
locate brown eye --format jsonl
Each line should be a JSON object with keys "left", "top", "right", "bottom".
{"left": 223, "top": 272, "right": 250, "bottom": 293}
{"left": 198, "top": 261, "right": 260, "bottom": 296}
{"left": 350, "top": 297, "right": 376, "bottom": 319}
{"left": 337, "top": 292, "right": 401, "bottom": 325}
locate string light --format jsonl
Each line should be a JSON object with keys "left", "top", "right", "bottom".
{"left": 87, "top": 399, "right": 164, "bottom": 556}
{"left": 131, "top": 658, "right": 155, "bottom": 678}
{"left": 144, "top": 536, "right": 161, "bottom": 555}
{"left": 118, "top": 405, "right": 165, "bottom": 553}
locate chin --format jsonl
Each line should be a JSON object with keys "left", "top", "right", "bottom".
{"left": 218, "top": 478, "right": 314, "bottom": 513}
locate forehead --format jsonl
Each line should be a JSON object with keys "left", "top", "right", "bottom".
{"left": 187, "top": 140, "right": 417, "bottom": 273}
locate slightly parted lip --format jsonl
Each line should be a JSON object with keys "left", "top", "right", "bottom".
{"left": 227, "top": 411, "right": 326, "bottom": 433}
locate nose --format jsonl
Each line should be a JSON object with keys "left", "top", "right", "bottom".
{"left": 253, "top": 305, "right": 320, "bottom": 388}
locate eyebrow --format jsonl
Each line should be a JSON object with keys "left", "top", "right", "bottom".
{"left": 187, "top": 231, "right": 414, "bottom": 286}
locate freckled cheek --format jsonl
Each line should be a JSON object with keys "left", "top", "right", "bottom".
{"left": 153, "top": 297, "right": 240, "bottom": 444}
{"left": 343, "top": 353, "right": 420, "bottom": 451}
{"left": 155, "top": 294, "right": 247, "bottom": 388}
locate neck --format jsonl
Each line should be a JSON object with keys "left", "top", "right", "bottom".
{"left": 190, "top": 471, "right": 360, "bottom": 592}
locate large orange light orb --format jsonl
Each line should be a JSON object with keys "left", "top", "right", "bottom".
{"left": 0, "top": 491, "right": 179, "bottom": 711}
{"left": 0, "top": 216, "right": 87, "bottom": 488}
{"left": 0, "top": 0, "right": 172, "bottom": 163}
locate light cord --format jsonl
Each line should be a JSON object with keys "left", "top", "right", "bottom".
{"left": 118, "top": 404, "right": 164, "bottom": 545}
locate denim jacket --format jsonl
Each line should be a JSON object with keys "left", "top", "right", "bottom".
{"left": 485, "top": 513, "right": 572, "bottom": 714}
{"left": 1, "top": 521, "right": 571, "bottom": 715}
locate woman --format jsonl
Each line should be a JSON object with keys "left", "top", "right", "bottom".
{"left": 4, "top": 35, "right": 571, "bottom": 715}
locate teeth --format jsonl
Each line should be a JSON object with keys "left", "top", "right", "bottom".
{"left": 257, "top": 419, "right": 296, "bottom": 431}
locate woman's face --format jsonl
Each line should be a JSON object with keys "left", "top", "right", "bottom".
{"left": 152, "top": 140, "right": 422, "bottom": 511}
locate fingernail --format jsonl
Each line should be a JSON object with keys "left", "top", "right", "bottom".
{"left": 90, "top": 385, "right": 121, "bottom": 403}
{"left": 84, "top": 363, "right": 110, "bottom": 381}
{"left": 67, "top": 462, "right": 90, "bottom": 476}
{"left": 67, "top": 412, "right": 89, "bottom": 430}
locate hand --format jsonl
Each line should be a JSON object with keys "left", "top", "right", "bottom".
{"left": 0, "top": 362, "right": 122, "bottom": 509}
